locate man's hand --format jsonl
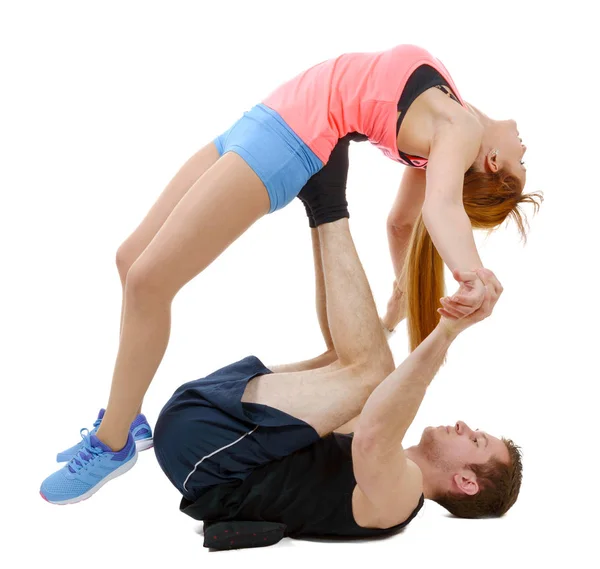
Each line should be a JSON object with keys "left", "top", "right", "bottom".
{"left": 438, "top": 268, "right": 503, "bottom": 336}
{"left": 439, "top": 268, "right": 486, "bottom": 319}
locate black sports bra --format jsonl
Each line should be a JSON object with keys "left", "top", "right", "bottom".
{"left": 396, "top": 64, "right": 462, "bottom": 167}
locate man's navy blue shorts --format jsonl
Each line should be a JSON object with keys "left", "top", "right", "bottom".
{"left": 154, "top": 356, "right": 321, "bottom": 502}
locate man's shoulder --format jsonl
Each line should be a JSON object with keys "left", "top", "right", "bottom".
{"left": 352, "top": 458, "right": 424, "bottom": 529}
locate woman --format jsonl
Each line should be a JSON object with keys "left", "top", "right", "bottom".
{"left": 40, "top": 44, "right": 541, "bottom": 504}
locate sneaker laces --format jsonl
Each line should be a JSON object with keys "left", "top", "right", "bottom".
{"left": 68, "top": 431, "right": 104, "bottom": 473}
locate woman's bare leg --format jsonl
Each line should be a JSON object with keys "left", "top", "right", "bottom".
{"left": 114, "top": 143, "right": 221, "bottom": 414}
{"left": 116, "top": 143, "right": 221, "bottom": 333}
{"left": 115, "top": 143, "right": 220, "bottom": 413}
{"left": 96, "top": 151, "right": 270, "bottom": 450}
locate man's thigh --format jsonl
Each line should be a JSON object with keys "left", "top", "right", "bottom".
{"left": 154, "top": 355, "right": 322, "bottom": 501}
{"left": 241, "top": 361, "right": 376, "bottom": 437}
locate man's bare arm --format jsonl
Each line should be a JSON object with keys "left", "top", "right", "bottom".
{"left": 352, "top": 269, "right": 502, "bottom": 526}
{"left": 355, "top": 323, "right": 455, "bottom": 450}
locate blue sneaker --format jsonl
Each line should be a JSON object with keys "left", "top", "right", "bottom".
{"left": 41, "top": 432, "right": 137, "bottom": 505}
{"left": 56, "top": 409, "right": 153, "bottom": 462}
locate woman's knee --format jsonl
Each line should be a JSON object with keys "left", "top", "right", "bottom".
{"left": 124, "top": 256, "right": 174, "bottom": 303}
{"left": 116, "top": 241, "right": 139, "bottom": 283}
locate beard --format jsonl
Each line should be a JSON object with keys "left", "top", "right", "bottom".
{"left": 419, "top": 428, "right": 455, "bottom": 473}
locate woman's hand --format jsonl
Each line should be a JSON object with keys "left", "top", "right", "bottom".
{"left": 381, "top": 278, "right": 406, "bottom": 332}
{"left": 438, "top": 268, "right": 487, "bottom": 319}
{"left": 438, "top": 268, "right": 503, "bottom": 335}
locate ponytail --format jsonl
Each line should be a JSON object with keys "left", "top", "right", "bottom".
{"left": 404, "top": 214, "right": 445, "bottom": 352}
{"left": 404, "top": 167, "right": 543, "bottom": 351}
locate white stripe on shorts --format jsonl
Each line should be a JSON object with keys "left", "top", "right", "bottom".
{"left": 182, "top": 425, "right": 259, "bottom": 492}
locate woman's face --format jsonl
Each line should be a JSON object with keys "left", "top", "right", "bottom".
{"left": 491, "top": 119, "right": 527, "bottom": 186}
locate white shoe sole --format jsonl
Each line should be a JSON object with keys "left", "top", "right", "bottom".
{"left": 43, "top": 451, "right": 138, "bottom": 505}
{"left": 135, "top": 437, "right": 154, "bottom": 452}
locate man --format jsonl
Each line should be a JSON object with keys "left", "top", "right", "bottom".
{"left": 152, "top": 202, "right": 522, "bottom": 548}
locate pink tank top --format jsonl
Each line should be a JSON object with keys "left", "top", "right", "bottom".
{"left": 262, "top": 44, "right": 466, "bottom": 168}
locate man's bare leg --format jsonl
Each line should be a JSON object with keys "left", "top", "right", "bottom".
{"left": 268, "top": 228, "right": 337, "bottom": 374}
{"left": 335, "top": 416, "right": 360, "bottom": 434}
{"left": 266, "top": 227, "right": 361, "bottom": 434}
{"left": 242, "top": 219, "right": 394, "bottom": 437}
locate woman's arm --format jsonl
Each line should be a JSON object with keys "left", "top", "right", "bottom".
{"left": 382, "top": 168, "right": 427, "bottom": 330}
{"left": 423, "top": 116, "right": 483, "bottom": 272}
{"left": 421, "top": 116, "right": 486, "bottom": 311}
{"left": 387, "top": 168, "right": 427, "bottom": 272}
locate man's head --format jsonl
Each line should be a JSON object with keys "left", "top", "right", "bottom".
{"left": 415, "top": 421, "right": 523, "bottom": 518}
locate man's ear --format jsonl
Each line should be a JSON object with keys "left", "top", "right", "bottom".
{"left": 453, "top": 471, "right": 479, "bottom": 496}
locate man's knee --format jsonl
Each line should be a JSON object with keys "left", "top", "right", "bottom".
{"left": 379, "top": 345, "right": 395, "bottom": 377}
{"left": 153, "top": 408, "right": 185, "bottom": 457}
{"left": 152, "top": 412, "right": 169, "bottom": 454}
{"left": 358, "top": 345, "right": 395, "bottom": 384}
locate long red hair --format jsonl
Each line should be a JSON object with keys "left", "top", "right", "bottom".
{"left": 404, "top": 167, "right": 543, "bottom": 351}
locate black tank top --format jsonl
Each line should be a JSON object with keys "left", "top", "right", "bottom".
{"left": 180, "top": 432, "right": 425, "bottom": 538}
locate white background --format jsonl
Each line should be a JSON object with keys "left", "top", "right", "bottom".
{"left": 2, "top": 1, "right": 598, "bottom": 567}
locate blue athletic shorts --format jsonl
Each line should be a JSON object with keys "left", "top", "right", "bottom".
{"left": 154, "top": 356, "right": 321, "bottom": 502}
{"left": 213, "top": 104, "right": 323, "bottom": 213}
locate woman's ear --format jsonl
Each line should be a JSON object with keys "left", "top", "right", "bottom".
{"left": 484, "top": 149, "right": 500, "bottom": 173}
